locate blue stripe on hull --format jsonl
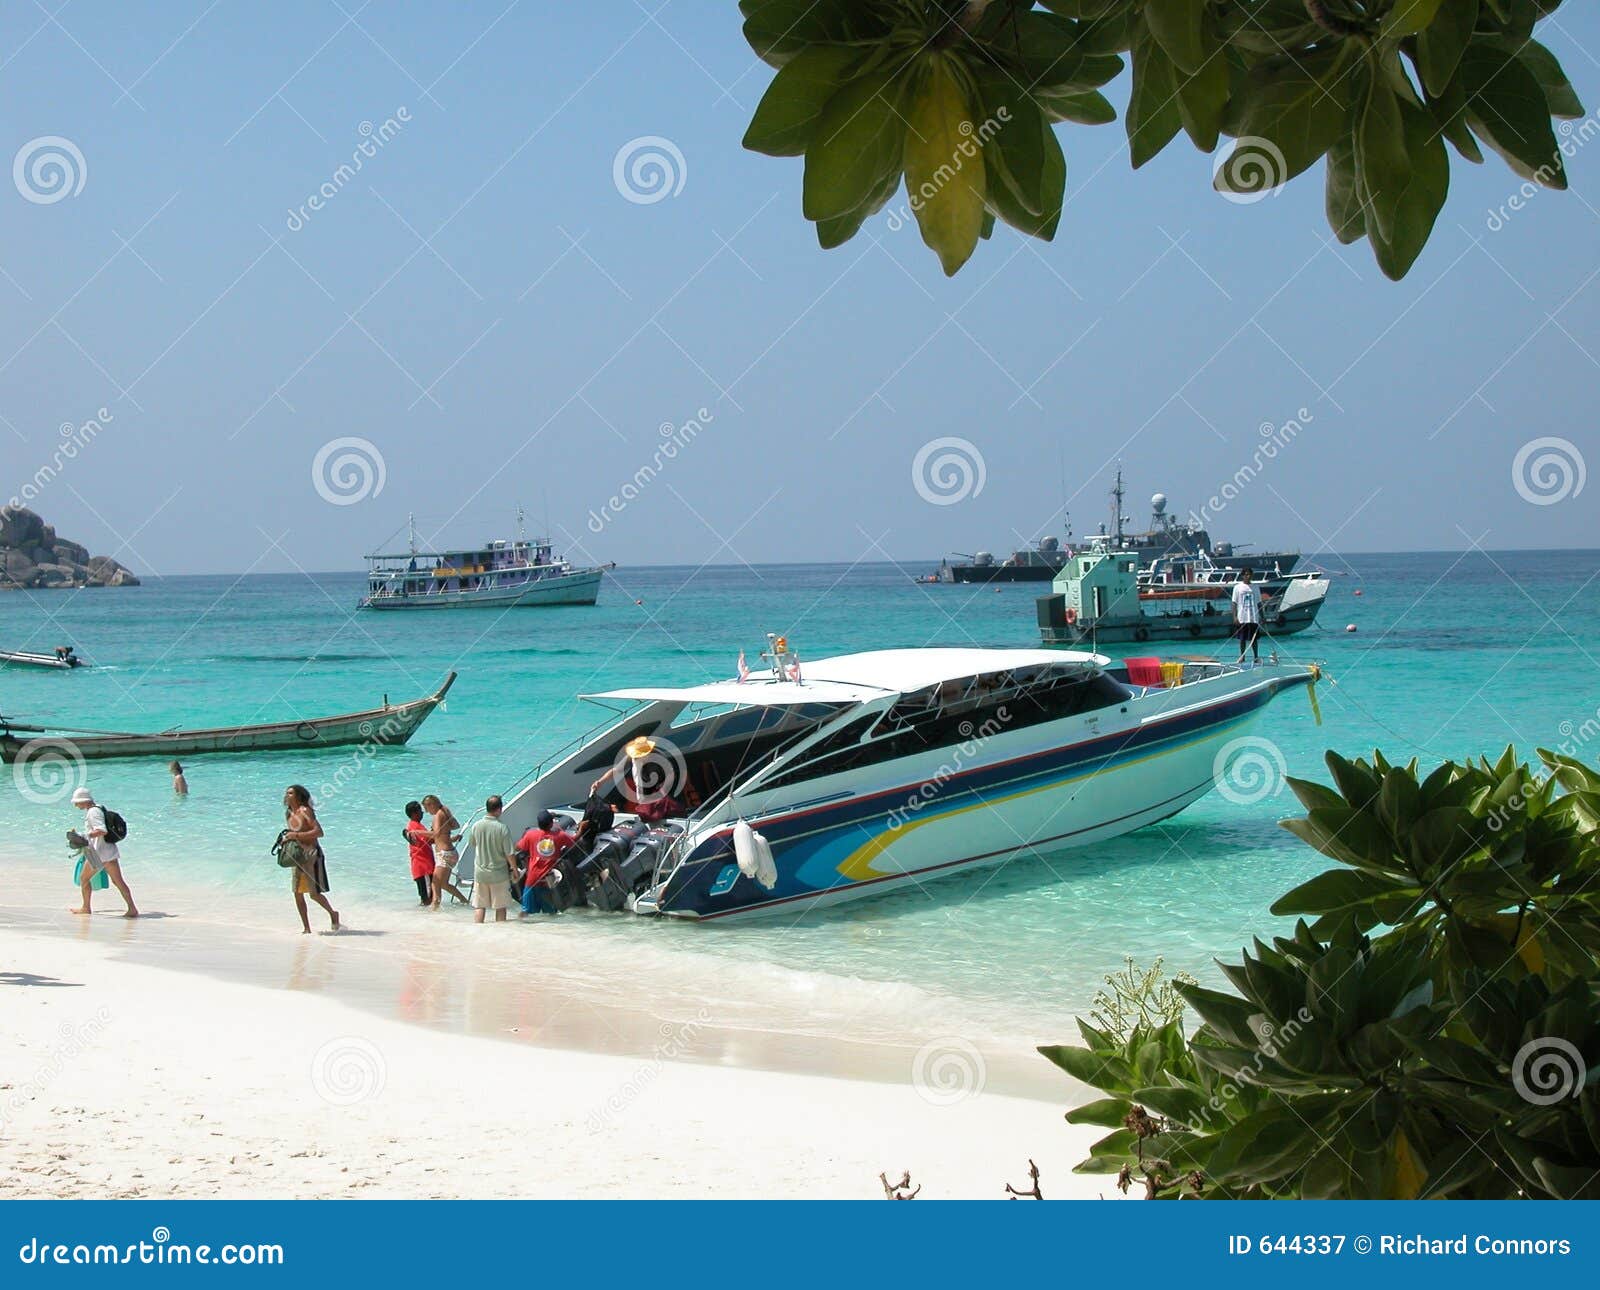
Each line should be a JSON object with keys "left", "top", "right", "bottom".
{"left": 660, "top": 675, "right": 1303, "bottom": 919}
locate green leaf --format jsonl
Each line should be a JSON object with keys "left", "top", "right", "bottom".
{"left": 815, "top": 167, "right": 899, "bottom": 249}
{"left": 1066, "top": 1095, "right": 1134, "bottom": 1127}
{"left": 1036, "top": 87, "right": 1116, "bottom": 125}
{"left": 741, "top": 0, "right": 859, "bottom": 69}
{"left": 1383, "top": 0, "right": 1446, "bottom": 39}
{"left": 1428, "top": 73, "right": 1486, "bottom": 162}
{"left": 1272, "top": 868, "right": 1419, "bottom": 917}
{"left": 1220, "top": 45, "right": 1354, "bottom": 191}
{"left": 1011, "top": 10, "right": 1125, "bottom": 93}
{"left": 1039, "top": 1042, "right": 1132, "bottom": 1091}
{"left": 903, "top": 55, "right": 989, "bottom": 276}
{"left": 1459, "top": 40, "right": 1567, "bottom": 187}
{"left": 1356, "top": 67, "right": 1411, "bottom": 243}
{"left": 1175, "top": 48, "right": 1230, "bottom": 151}
{"left": 802, "top": 62, "right": 909, "bottom": 223}
{"left": 1325, "top": 132, "right": 1367, "bottom": 244}
{"left": 1417, "top": 0, "right": 1476, "bottom": 90}
{"left": 1126, "top": 29, "right": 1183, "bottom": 168}
{"left": 1145, "top": 0, "right": 1209, "bottom": 75}
{"left": 744, "top": 45, "right": 865, "bottom": 157}
{"left": 1505, "top": 37, "right": 1585, "bottom": 118}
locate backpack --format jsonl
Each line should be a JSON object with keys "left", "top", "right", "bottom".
{"left": 100, "top": 808, "right": 129, "bottom": 844}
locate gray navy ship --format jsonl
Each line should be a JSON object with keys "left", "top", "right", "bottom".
{"left": 929, "top": 471, "right": 1301, "bottom": 584}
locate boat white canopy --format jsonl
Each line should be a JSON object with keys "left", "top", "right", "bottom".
{"left": 582, "top": 647, "right": 1109, "bottom": 708}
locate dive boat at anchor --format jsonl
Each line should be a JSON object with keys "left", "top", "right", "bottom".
{"left": 358, "top": 513, "right": 612, "bottom": 609}
{"left": 0, "top": 645, "right": 85, "bottom": 670}
{"left": 461, "top": 639, "right": 1322, "bottom": 922}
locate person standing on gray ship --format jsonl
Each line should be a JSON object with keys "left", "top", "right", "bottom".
{"left": 1232, "top": 568, "right": 1262, "bottom": 664}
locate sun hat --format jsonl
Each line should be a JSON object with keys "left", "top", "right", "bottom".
{"left": 624, "top": 735, "right": 656, "bottom": 759}
{"left": 71, "top": 787, "right": 92, "bottom": 806}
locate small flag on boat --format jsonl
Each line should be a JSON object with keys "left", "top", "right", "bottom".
{"left": 737, "top": 650, "right": 749, "bottom": 683}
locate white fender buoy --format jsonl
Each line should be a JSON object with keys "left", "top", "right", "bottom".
{"left": 733, "top": 819, "right": 759, "bottom": 878}
{"left": 752, "top": 829, "right": 777, "bottom": 890}
{"left": 1345, "top": 623, "right": 1358, "bottom": 633}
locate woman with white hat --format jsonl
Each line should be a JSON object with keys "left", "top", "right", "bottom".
{"left": 69, "top": 786, "right": 138, "bottom": 917}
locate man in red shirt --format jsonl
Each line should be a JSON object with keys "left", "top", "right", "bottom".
{"left": 403, "top": 800, "right": 434, "bottom": 906}
{"left": 517, "top": 810, "right": 574, "bottom": 916}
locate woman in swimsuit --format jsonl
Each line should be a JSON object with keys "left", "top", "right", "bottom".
{"left": 284, "top": 784, "right": 339, "bottom": 934}
{"left": 422, "top": 794, "right": 467, "bottom": 908}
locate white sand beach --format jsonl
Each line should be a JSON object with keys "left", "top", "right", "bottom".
{"left": 0, "top": 857, "right": 1118, "bottom": 1201}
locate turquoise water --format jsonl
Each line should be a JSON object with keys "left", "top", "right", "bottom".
{"left": 1, "top": 552, "right": 1595, "bottom": 1043}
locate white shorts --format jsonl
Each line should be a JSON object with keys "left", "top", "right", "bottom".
{"left": 473, "top": 879, "right": 509, "bottom": 910}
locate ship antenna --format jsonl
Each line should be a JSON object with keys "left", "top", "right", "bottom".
{"left": 408, "top": 513, "right": 416, "bottom": 557}
{"left": 1112, "top": 467, "right": 1126, "bottom": 545}
{"left": 516, "top": 505, "right": 526, "bottom": 543}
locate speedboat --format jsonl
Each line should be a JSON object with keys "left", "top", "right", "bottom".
{"left": 464, "top": 640, "right": 1321, "bottom": 922}
{"left": 0, "top": 646, "right": 84, "bottom": 669}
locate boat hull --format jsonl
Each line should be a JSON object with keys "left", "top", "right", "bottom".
{"left": 0, "top": 651, "right": 82, "bottom": 670}
{"left": 655, "top": 669, "right": 1311, "bottom": 920}
{"left": 360, "top": 568, "right": 604, "bottom": 609}
{"left": 0, "top": 673, "right": 455, "bottom": 762}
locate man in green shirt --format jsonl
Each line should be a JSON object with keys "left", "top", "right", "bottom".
{"left": 468, "top": 796, "right": 515, "bottom": 924}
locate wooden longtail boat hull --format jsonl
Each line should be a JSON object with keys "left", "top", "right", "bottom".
{"left": 0, "top": 673, "right": 455, "bottom": 763}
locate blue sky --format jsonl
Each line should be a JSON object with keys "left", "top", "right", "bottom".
{"left": 1, "top": 1, "right": 1596, "bottom": 576}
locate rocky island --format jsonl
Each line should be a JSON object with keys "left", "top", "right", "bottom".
{"left": 0, "top": 505, "right": 140, "bottom": 588}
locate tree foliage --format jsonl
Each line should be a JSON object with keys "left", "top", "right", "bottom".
{"left": 1046, "top": 746, "right": 1600, "bottom": 1198}
{"left": 739, "top": 0, "right": 1582, "bottom": 278}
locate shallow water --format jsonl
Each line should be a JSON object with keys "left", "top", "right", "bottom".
{"left": 1, "top": 551, "right": 1594, "bottom": 1051}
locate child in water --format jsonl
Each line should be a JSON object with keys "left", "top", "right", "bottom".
{"left": 170, "top": 761, "right": 188, "bottom": 795}
{"left": 403, "top": 800, "right": 433, "bottom": 906}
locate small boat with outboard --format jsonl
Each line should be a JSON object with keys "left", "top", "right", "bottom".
{"left": 0, "top": 673, "right": 455, "bottom": 762}
{"left": 359, "top": 513, "right": 612, "bottom": 609}
{"left": 0, "top": 645, "right": 85, "bottom": 670}
{"left": 1038, "top": 546, "right": 1330, "bottom": 647}
{"left": 459, "top": 637, "right": 1321, "bottom": 921}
